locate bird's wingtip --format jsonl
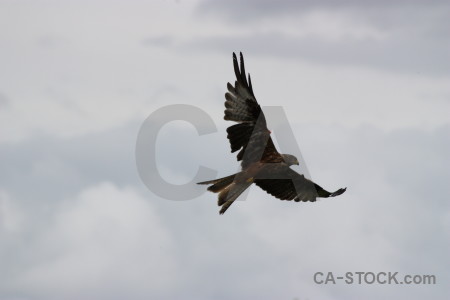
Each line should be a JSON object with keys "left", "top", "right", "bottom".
{"left": 330, "top": 187, "right": 347, "bottom": 197}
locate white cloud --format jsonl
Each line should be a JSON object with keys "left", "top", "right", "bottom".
{"left": 2, "top": 183, "right": 176, "bottom": 300}
{"left": 1, "top": 123, "right": 448, "bottom": 300}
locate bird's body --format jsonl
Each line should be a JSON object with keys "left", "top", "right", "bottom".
{"left": 198, "top": 52, "right": 346, "bottom": 214}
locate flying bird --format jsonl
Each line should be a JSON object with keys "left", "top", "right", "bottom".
{"left": 198, "top": 52, "right": 346, "bottom": 214}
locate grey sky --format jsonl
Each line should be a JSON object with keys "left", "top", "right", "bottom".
{"left": 1, "top": 1, "right": 449, "bottom": 299}
{"left": 193, "top": 0, "right": 450, "bottom": 75}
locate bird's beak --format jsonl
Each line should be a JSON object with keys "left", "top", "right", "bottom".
{"left": 295, "top": 160, "right": 299, "bottom": 165}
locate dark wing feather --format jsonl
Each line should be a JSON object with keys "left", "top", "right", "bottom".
{"left": 255, "top": 166, "right": 347, "bottom": 202}
{"left": 225, "top": 52, "right": 282, "bottom": 168}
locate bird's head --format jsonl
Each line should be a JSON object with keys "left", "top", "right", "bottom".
{"left": 281, "top": 154, "right": 299, "bottom": 166}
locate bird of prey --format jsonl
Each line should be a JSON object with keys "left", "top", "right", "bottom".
{"left": 198, "top": 52, "right": 346, "bottom": 214}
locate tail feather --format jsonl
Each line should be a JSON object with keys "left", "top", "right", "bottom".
{"left": 197, "top": 173, "right": 251, "bottom": 214}
{"left": 197, "top": 174, "right": 236, "bottom": 193}
{"left": 218, "top": 182, "right": 252, "bottom": 214}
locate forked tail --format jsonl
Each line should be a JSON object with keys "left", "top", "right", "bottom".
{"left": 197, "top": 173, "right": 251, "bottom": 214}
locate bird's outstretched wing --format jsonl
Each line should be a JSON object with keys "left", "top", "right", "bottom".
{"left": 255, "top": 165, "right": 347, "bottom": 202}
{"left": 224, "top": 52, "right": 283, "bottom": 168}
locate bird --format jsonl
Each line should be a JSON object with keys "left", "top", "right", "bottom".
{"left": 197, "top": 52, "right": 346, "bottom": 214}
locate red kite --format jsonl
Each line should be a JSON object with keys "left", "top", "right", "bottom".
{"left": 198, "top": 53, "right": 346, "bottom": 214}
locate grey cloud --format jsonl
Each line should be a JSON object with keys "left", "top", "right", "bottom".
{"left": 191, "top": 0, "right": 450, "bottom": 75}
{"left": 1, "top": 1, "right": 449, "bottom": 297}
{"left": 0, "top": 115, "right": 226, "bottom": 211}
{"left": 35, "top": 35, "right": 67, "bottom": 48}
{"left": 1, "top": 118, "right": 449, "bottom": 299}
{"left": 141, "top": 36, "right": 174, "bottom": 47}
{"left": 0, "top": 92, "right": 8, "bottom": 107}
{"left": 196, "top": 0, "right": 450, "bottom": 21}
{"left": 1, "top": 182, "right": 178, "bottom": 300}
{"left": 175, "top": 31, "right": 450, "bottom": 75}
{"left": 0, "top": 121, "right": 141, "bottom": 206}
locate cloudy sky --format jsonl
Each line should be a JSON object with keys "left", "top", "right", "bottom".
{"left": 1, "top": 0, "right": 449, "bottom": 299}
